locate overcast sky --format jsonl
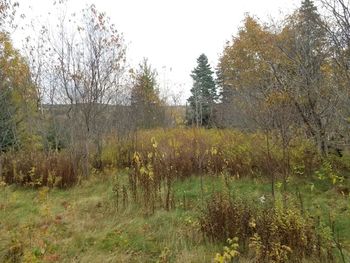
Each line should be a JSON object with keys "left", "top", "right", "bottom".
{"left": 14, "top": 0, "right": 301, "bottom": 103}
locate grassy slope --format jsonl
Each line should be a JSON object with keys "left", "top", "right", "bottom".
{"left": 0, "top": 172, "right": 349, "bottom": 262}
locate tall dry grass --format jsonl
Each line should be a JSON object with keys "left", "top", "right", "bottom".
{"left": 0, "top": 128, "right": 331, "bottom": 189}
{"left": 1, "top": 151, "right": 78, "bottom": 188}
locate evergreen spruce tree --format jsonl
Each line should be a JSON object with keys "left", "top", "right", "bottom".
{"left": 131, "top": 59, "right": 165, "bottom": 129}
{"left": 187, "top": 54, "right": 217, "bottom": 127}
{"left": 298, "top": 0, "right": 323, "bottom": 37}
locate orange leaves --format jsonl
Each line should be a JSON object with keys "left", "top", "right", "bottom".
{"left": 218, "top": 16, "right": 278, "bottom": 95}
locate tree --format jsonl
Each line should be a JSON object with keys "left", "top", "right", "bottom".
{"left": 0, "top": 84, "right": 15, "bottom": 152}
{"left": 273, "top": 0, "right": 335, "bottom": 155}
{"left": 130, "top": 58, "right": 164, "bottom": 129}
{"left": 187, "top": 54, "right": 217, "bottom": 127}
{"left": 320, "top": 0, "right": 350, "bottom": 147}
{"left": 218, "top": 0, "right": 338, "bottom": 157}
{"left": 0, "top": 32, "right": 38, "bottom": 152}
{"left": 0, "top": 0, "right": 18, "bottom": 32}
{"left": 217, "top": 16, "right": 280, "bottom": 129}
{"left": 34, "top": 4, "right": 127, "bottom": 174}
{"left": 217, "top": 16, "right": 294, "bottom": 197}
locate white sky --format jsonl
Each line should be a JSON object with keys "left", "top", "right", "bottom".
{"left": 13, "top": 0, "right": 301, "bottom": 103}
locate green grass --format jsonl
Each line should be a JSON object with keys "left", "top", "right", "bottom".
{"left": 0, "top": 171, "right": 349, "bottom": 262}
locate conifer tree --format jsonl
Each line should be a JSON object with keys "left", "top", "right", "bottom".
{"left": 131, "top": 59, "right": 164, "bottom": 129}
{"left": 187, "top": 54, "right": 217, "bottom": 127}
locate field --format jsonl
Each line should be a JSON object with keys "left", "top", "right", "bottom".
{"left": 1, "top": 169, "right": 349, "bottom": 262}
{"left": 2, "top": 0, "right": 350, "bottom": 261}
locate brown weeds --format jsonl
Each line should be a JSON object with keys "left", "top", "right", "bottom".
{"left": 200, "top": 192, "right": 335, "bottom": 262}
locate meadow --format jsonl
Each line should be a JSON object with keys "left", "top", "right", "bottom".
{"left": 0, "top": 128, "right": 349, "bottom": 262}
{"left": 2, "top": 0, "right": 350, "bottom": 262}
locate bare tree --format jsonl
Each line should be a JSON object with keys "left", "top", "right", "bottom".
{"left": 34, "top": 4, "right": 126, "bottom": 175}
{"left": 0, "top": 0, "right": 18, "bottom": 32}
{"left": 319, "top": 0, "right": 350, "bottom": 147}
{"left": 270, "top": 0, "right": 338, "bottom": 155}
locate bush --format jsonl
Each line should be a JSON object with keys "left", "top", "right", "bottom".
{"left": 127, "top": 129, "right": 322, "bottom": 190}
{"left": 122, "top": 128, "right": 328, "bottom": 213}
{"left": 2, "top": 128, "right": 342, "bottom": 189}
{"left": 1, "top": 151, "right": 78, "bottom": 188}
{"left": 200, "top": 193, "right": 334, "bottom": 262}
{"left": 129, "top": 128, "right": 322, "bottom": 179}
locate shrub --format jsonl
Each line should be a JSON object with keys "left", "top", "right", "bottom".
{"left": 214, "top": 237, "right": 240, "bottom": 263}
{"left": 1, "top": 151, "right": 78, "bottom": 188}
{"left": 128, "top": 128, "right": 321, "bottom": 180}
{"left": 125, "top": 129, "right": 323, "bottom": 207}
{"left": 1, "top": 128, "right": 341, "bottom": 189}
{"left": 200, "top": 193, "right": 334, "bottom": 262}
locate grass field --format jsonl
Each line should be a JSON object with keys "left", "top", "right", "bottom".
{"left": 0, "top": 170, "right": 349, "bottom": 262}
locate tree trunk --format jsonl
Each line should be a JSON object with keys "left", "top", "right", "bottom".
{"left": 83, "top": 139, "right": 89, "bottom": 177}
{"left": 266, "top": 131, "right": 275, "bottom": 201}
